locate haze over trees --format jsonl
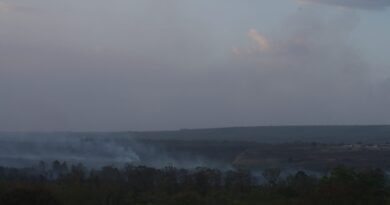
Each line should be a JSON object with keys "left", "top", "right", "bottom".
{"left": 1, "top": 0, "right": 390, "bottom": 204}
{"left": 0, "top": 162, "right": 388, "bottom": 205}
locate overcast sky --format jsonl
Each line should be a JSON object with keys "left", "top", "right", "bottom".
{"left": 1, "top": 0, "right": 390, "bottom": 131}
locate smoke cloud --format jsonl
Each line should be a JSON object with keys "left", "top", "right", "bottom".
{"left": 0, "top": 1, "right": 389, "bottom": 131}
{"left": 248, "top": 29, "right": 270, "bottom": 50}
{"left": 0, "top": 132, "right": 233, "bottom": 169}
{"left": 298, "top": 0, "right": 390, "bottom": 10}
{"left": 220, "top": 10, "right": 388, "bottom": 126}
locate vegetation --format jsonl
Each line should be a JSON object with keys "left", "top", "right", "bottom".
{"left": 0, "top": 162, "right": 389, "bottom": 205}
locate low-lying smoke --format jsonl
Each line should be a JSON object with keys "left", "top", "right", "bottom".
{"left": 0, "top": 132, "right": 232, "bottom": 169}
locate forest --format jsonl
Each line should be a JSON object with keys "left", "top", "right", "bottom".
{"left": 0, "top": 162, "right": 388, "bottom": 205}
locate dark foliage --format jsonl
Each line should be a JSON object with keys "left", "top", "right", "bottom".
{"left": 0, "top": 163, "right": 389, "bottom": 205}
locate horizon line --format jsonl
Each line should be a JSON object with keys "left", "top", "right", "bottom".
{"left": 1, "top": 124, "right": 390, "bottom": 133}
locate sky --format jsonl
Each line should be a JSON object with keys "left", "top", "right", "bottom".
{"left": 0, "top": 0, "right": 390, "bottom": 131}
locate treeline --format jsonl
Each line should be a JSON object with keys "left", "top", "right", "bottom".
{"left": 0, "top": 162, "right": 388, "bottom": 205}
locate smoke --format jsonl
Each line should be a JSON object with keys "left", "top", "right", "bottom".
{"left": 0, "top": 2, "right": 9, "bottom": 12}
{"left": 0, "top": 132, "right": 233, "bottom": 169}
{"left": 0, "top": 1, "right": 41, "bottom": 14}
{"left": 248, "top": 29, "right": 270, "bottom": 50}
{"left": 0, "top": 133, "right": 139, "bottom": 168}
{"left": 298, "top": 0, "right": 390, "bottom": 10}
{"left": 216, "top": 9, "right": 388, "bottom": 126}
{"left": 0, "top": 1, "right": 389, "bottom": 131}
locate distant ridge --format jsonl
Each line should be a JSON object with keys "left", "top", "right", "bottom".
{"left": 1, "top": 125, "right": 390, "bottom": 144}
{"left": 130, "top": 125, "right": 390, "bottom": 143}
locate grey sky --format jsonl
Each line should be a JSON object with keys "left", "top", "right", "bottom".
{"left": 0, "top": 0, "right": 389, "bottom": 131}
